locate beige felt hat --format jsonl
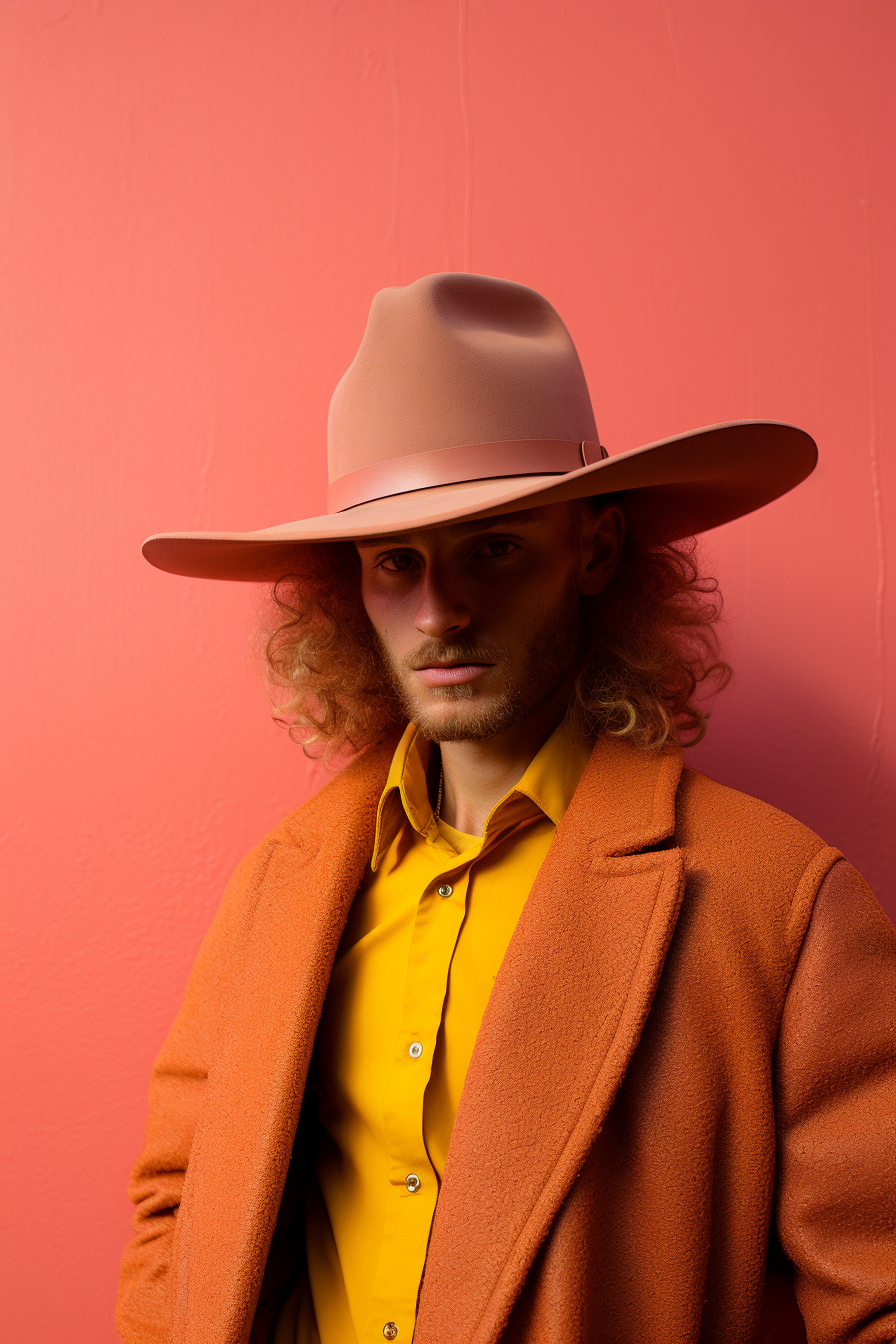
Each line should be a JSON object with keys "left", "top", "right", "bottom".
{"left": 142, "top": 272, "right": 817, "bottom": 581}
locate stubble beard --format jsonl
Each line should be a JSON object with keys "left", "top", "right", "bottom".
{"left": 378, "top": 576, "right": 582, "bottom": 743}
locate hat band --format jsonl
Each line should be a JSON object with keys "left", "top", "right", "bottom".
{"left": 327, "top": 439, "right": 606, "bottom": 513}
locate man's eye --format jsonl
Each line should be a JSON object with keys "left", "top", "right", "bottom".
{"left": 476, "top": 538, "right": 517, "bottom": 558}
{"left": 379, "top": 552, "right": 417, "bottom": 573}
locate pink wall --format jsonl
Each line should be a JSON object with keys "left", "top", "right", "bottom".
{"left": 1, "top": 2, "right": 893, "bottom": 1339}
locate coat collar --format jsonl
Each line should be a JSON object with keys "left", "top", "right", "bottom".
{"left": 413, "top": 734, "right": 686, "bottom": 1344}
{"left": 172, "top": 731, "right": 685, "bottom": 1344}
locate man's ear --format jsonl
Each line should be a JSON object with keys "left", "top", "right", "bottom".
{"left": 578, "top": 502, "right": 625, "bottom": 596}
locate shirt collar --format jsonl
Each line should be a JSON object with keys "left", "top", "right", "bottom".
{"left": 370, "top": 717, "right": 592, "bottom": 870}
{"left": 511, "top": 715, "right": 593, "bottom": 827}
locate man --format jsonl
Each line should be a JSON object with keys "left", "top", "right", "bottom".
{"left": 119, "top": 273, "right": 896, "bottom": 1344}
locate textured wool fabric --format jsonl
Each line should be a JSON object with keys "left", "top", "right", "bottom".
{"left": 292, "top": 719, "right": 591, "bottom": 1343}
{"left": 117, "top": 735, "right": 896, "bottom": 1344}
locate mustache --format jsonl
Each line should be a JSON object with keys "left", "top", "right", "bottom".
{"left": 404, "top": 639, "right": 507, "bottom": 672}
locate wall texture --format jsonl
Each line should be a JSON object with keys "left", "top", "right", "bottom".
{"left": 1, "top": 2, "right": 893, "bottom": 1339}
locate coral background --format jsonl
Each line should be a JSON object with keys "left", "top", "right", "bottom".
{"left": 1, "top": 2, "right": 893, "bottom": 1338}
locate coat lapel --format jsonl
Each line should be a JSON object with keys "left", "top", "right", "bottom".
{"left": 172, "top": 738, "right": 395, "bottom": 1344}
{"left": 414, "top": 736, "right": 687, "bottom": 1344}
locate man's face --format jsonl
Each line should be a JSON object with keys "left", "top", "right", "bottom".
{"left": 355, "top": 501, "right": 623, "bottom": 742}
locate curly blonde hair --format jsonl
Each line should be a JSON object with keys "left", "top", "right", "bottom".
{"left": 260, "top": 517, "right": 731, "bottom": 761}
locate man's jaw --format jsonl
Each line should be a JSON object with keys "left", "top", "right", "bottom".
{"left": 381, "top": 638, "right": 527, "bottom": 741}
{"left": 396, "top": 670, "right": 524, "bottom": 743}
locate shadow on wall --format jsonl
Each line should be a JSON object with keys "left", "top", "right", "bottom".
{"left": 687, "top": 659, "right": 894, "bottom": 922}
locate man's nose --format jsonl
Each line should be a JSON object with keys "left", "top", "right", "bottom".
{"left": 413, "top": 564, "right": 472, "bottom": 639}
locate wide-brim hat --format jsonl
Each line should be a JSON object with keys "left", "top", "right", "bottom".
{"left": 142, "top": 273, "right": 817, "bottom": 582}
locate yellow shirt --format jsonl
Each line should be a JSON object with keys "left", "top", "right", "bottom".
{"left": 278, "top": 718, "right": 591, "bottom": 1344}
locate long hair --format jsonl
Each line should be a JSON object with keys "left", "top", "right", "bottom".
{"left": 259, "top": 522, "right": 731, "bottom": 762}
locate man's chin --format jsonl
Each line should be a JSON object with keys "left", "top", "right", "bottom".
{"left": 405, "top": 690, "right": 524, "bottom": 743}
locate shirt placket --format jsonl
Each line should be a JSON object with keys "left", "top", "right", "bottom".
{"left": 360, "top": 846, "right": 475, "bottom": 1344}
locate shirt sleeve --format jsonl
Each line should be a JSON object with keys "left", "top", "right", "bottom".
{"left": 773, "top": 859, "right": 896, "bottom": 1343}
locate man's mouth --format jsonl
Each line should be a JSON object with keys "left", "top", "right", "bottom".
{"left": 414, "top": 661, "right": 495, "bottom": 687}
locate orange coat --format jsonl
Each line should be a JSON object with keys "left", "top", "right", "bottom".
{"left": 117, "top": 736, "right": 896, "bottom": 1344}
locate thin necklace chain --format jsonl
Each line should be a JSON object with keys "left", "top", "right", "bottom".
{"left": 434, "top": 765, "right": 444, "bottom": 823}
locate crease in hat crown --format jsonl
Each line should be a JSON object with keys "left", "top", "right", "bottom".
{"left": 325, "top": 272, "right": 602, "bottom": 511}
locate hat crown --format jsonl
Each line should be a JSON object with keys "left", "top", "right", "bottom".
{"left": 327, "top": 272, "right": 599, "bottom": 484}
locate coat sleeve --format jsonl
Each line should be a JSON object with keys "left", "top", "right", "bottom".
{"left": 773, "top": 859, "right": 896, "bottom": 1344}
{"left": 115, "top": 841, "right": 275, "bottom": 1344}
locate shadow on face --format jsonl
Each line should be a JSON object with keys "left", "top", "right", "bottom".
{"left": 353, "top": 500, "right": 624, "bottom": 740}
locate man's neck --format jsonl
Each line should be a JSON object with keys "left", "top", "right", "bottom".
{"left": 434, "top": 681, "right": 574, "bottom": 836}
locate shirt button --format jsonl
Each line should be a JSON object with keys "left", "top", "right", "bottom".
{"left": 405, "top": 1173, "right": 421, "bottom": 1193}
{"left": 437, "top": 883, "right": 453, "bottom": 898}
{"left": 408, "top": 1042, "right": 423, "bottom": 1058}
{"left": 383, "top": 1325, "right": 398, "bottom": 1340}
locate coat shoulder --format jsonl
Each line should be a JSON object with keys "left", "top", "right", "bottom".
{"left": 674, "top": 765, "right": 842, "bottom": 950}
{"left": 258, "top": 735, "right": 398, "bottom": 852}
{"left": 676, "top": 765, "right": 827, "bottom": 857}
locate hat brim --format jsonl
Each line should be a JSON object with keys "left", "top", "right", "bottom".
{"left": 142, "top": 420, "right": 817, "bottom": 581}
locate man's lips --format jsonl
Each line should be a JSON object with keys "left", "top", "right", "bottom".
{"left": 414, "top": 662, "right": 494, "bottom": 687}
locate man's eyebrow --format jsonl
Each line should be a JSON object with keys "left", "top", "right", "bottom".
{"left": 354, "top": 509, "right": 546, "bottom": 549}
